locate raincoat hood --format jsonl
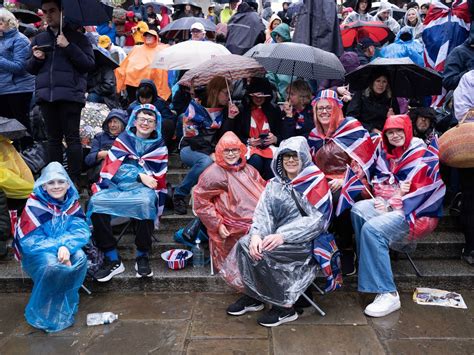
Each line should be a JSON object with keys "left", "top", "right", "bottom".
{"left": 267, "top": 13, "right": 282, "bottom": 32}
{"left": 126, "top": 103, "right": 163, "bottom": 143}
{"left": 271, "top": 23, "right": 291, "bottom": 42}
{"left": 272, "top": 136, "right": 313, "bottom": 181}
{"left": 403, "top": 7, "right": 421, "bottom": 27}
{"left": 382, "top": 114, "right": 413, "bottom": 159}
{"left": 375, "top": 2, "right": 393, "bottom": 19}
{"left": 215, "top": 131, "right": 247, "bottom": 170}
{"left": 136, "top": 79, "right": 159, "bottom": 101}
{"left": 34, "top": 162, "right": 79, "bottom": 207}
{"left": 102, "top": 109, "right": 128, "bottom": 135}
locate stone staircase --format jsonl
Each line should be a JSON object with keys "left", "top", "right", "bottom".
{"left": 1, "top": 153, "right": 473, "bottom": 294}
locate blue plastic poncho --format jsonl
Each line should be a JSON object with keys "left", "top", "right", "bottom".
{"left": 16, "top": 162, "right": 90, "bottom": 333}
{"left": 87, "top": 104, "right": 168, "bottom": 225}
{"left": 380, "top": 27, "right": 424, "bottom": 67}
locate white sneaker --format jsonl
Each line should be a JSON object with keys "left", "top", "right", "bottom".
{"left": 364, "top": 292, "right": 401, "bottom": 317}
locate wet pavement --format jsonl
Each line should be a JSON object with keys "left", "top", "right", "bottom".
{"left": 0, "top": 291, "right": 473, "bottom": 354}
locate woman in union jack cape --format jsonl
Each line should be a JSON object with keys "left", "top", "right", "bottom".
{"left": 351, "top": 114, "right": 445, "bottom": 318}
{"left": 15, "top": 162, "right": 90, "bottom": 332}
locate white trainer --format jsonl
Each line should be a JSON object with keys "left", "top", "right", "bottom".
{"left": 364, "top": 292, "right": 401, "bottom": 317}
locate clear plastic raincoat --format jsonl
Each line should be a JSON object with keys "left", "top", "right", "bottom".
{"left": 220, "top": 137, "right": 326, "bottom": 306}
{"left": 15, "top": 162, "right": 90, "bottom": 332}
{"left": 193, "top": 132, "right": 266, "bottom": 271}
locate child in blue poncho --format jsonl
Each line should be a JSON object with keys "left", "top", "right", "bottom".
{"left": 15, "top": 162, "right": 90, "bottom": 332}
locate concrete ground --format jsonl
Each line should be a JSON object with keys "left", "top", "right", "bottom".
{"left": 0, "top": 291, "right": 473, "bottom": 354}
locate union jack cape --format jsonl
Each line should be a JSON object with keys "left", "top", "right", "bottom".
{"left": 182, "top": 100, "right": 224, "bottom": 138}
{"left": 308, "top": 117, "right": 376, "bottom": 178}
{"left": 335, "top": 166, "right": 366, "bottom": 217}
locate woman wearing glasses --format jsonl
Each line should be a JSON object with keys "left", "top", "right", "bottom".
{"left": 308, "top": 89, "right": 376, "bottom": 276}
{"left": 193, "top": 132, "right": 266, "bottom": 271}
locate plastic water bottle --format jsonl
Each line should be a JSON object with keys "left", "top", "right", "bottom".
{"left": 192, "top": 238, "right": 205, "bottom": 268}
{"left": 86, "top": 312, "right": 118, "bottom": 326}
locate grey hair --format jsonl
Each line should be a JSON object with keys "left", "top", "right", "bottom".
{"left": 0, "top": 8, "right": 19, "bottom": 30}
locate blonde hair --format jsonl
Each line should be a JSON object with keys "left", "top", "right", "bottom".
{"left": 0, "top": 9, "right": 19, "bottom": 30}
{"left": 286, "top": 79, "right": 312, "bottom": 106}
{"left": 206, "top": 76, "right": 229, "bottom": 108}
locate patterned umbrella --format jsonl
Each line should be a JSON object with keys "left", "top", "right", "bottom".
{"left": 244, "top": 42, "right": 345, "bottom": 81}
{"left": 178, "top": 55, "right": 266, "bottom": 87}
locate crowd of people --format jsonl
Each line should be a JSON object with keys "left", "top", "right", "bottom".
{"left": 0, "top": 0, "right": 473, "bottom": 333}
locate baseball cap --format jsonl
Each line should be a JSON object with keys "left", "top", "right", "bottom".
{"left": 359, "top": 37, "right": 378, "bottom": 50}
{"left": 190, "top": 22, "right": 205, "bottom": 32}
{"left": 98, "top": 35, "right": 111, "bottom": 49}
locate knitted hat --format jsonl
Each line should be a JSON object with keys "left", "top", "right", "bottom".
{"left": 312, "top": 89, "right": 343, "bottom": 108}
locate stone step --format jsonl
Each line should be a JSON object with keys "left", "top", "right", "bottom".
{"left": 1, "top": 258, "right": 473, "bottom": 294}
{"left": 166, "top": 169, "right": 188, "bottom": 186}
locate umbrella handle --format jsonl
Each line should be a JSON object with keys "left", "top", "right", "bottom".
{"left": 60, "top": 9, "right": 63, "bottom": 35}
{"left": 225, "top": 78, "right": 233, "bottom": 106}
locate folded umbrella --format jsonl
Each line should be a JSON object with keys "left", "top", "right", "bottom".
{"left": 340, "top": 20, "right": 394, "bottom": 49}
{"left": 244, "top": 42, "right": 345, "bottom": 81}
{"left": 0, "top": 117, "right": 27, "bottom": 141}
{"left": 151, "top": 40, "right": 231, "bottom": 70}
{"left": 159, "top": 17, "right": 216, "bottom": 40}
{"left": 11, "top": 9, "right": 41, "bottom": 24}
{"left": 178, "top": 54, "right": 266, "bottom": 87}
{"left": 345, "top": 57, "right": 443, "bottom": 97}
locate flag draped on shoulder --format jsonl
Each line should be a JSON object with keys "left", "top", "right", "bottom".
{"left": 335, "top": 166, "right": 366, "bottom": 216}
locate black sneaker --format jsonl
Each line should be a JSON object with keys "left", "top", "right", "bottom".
{"left": 135, "top": 256, "right": 153, "bottom": 278}
{"left": 257, "top": 305, "right": 298, "bottom": 327}
{"left": 462, "top": 249, "right": 474, "bottom": 266}
{"left": 173, "top": 195, "right": 187, "bottom": 215}
{"left": 94, "top": 258, "right": 125, "bottom": 282}
{"left": 341, "top": 249, "right": 357, "bottom": 276}
{"left": 226, "top": 295, "right": 264, "bottom": 316}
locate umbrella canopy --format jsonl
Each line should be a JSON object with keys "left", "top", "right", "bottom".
{"left": 11, "top": 9, "right": 41, "bottom": 24}
{"left": 93, "top": 47, "right": 119, "bottom": 70}
{"left": 160, "top": 17, "right": 216, "bottom": 39}
{"left": 345, "top": 57, "right": 443, "bottom": 97}
{"left": 144, "top": 2, "right": 173, "bottom": 13}
{"left": 178, "top": 54, "right": 266, "bottom": 87}
{"left": 172, "top": 0, "right": 202, "bottom": 8}
{"left": 0, "top": 117, "right": 27, "bottom": 140}
{"left": 151, "top": 40, "right": 231, "bottom": 70}
{"left": 244, "top": 42, "right": 345, "bottom": 81}
{"left": 19, "top": 0, "right": 113, "bottom": 26}
{"left": 340, "top": 21, "right": 394, "bottom": 49}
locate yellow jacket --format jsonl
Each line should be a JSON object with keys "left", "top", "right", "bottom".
{"left": 132, "top": 21, "right": 149, "bottom": 44}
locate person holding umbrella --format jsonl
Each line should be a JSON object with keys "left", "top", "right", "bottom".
{"left": 26, "top": 0, "right": 95, "bottom": 186}
{"left": 190, "top": 22, "right": 206, "bottom": 41}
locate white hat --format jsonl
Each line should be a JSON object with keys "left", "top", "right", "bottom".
{"left": 190, "top": 22, "right": 205, "bottom": 32}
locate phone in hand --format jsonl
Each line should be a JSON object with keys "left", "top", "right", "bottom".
{"left": 36, "top": 45, "right": 53, "bottom": 52}
{"left": 258, "top": 133, "right": 269, "bottom": 148}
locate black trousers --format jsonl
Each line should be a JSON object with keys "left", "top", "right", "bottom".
{"left": 40, "top": 101, "right": 84, "bottom": 181}
{"left": 91, "top": 213, "right": 154, "bottom": 253}
{"left": 459, "top": 168, "right": 474, "bottom": 253}
{"left": 330, "top": 188, "right": 354, "bottom": 250}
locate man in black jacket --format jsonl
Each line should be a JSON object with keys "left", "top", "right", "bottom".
{"left": 26, "top": 0, "right": 95, "bottom": 184}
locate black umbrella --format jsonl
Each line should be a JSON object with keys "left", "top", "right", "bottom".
{"left": 0, "top": 117, "right": 27, "bottom": 140}
{"left": 160, "top": 17, "right": 216, "bottom": 40}
{"left": 93, "top": 47, "right": 119, "bottom": 70}
{"left": 345, "top": 57, "right": 443, "bottom": 97}
{"left": 172, "top": 0, "right": 202, "bottom": 8}
{"left": 11, "top": 9, "right": 41, "bottom": 24}
{"left": 244, "top": 42, "right": 345, "bottom": 81}
{"left": 145, "top": 2, "right": 173, "bottom": 13}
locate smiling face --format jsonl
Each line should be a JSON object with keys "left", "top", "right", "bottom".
{"left": 108, "top": 117, "right": 124, "bottom": 136}
{"left": 134, "top": 111, "right": 157, "bottom": 138}
{"left": 314, "top": 98, "right": 332, "bottom": 128}
{"left": 372, "top": 76, "right": 389, "bottom": 95}
{"left": 407, "top": 10, "right": 418, "bottom": 25}
{"left": 43, "top": 179, "right": 70, "bottom": 201}
{"left": 385, "top": 128, "right": 405, "bottom": 147}
{"left": 282, "top": 152, "right": 301, "bottom": 179}
{"left": 271, "top": 19, "right": 281, "bottom": 30}
{"left": 222, "top": 147, "right": 241, "bottom": 165}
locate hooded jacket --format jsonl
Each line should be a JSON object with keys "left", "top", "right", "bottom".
{"left": 26, "top": 24, "right": 95, "bottom": 104}
{"left": 262, "top": 2, "right": 274, "bottom": 21}
{"left": 128, "top": 1, "right": 148, "bottom": 21}
{"left": 380, "top": 27, "right": 424, "bottom": 66}
{"left": 84, "top": 109, "right": 128, "bottom": 167}
{"left": 265, "top": 14, "right": 282, "bottom": 42}
{"left": 0, "top": 28, "right": 35, "bottom": 96}
{"left": 374, "top": 2, "right": 400, "bottom": 34}
{"left": 442, "top": 30, "right": 474, "bottom": 90}
{"left": 453, "top": 69, "right": 474, "bottom": 122}
{"left": 193, "top": 131, "right": 266, "bottom": 271}
{"left": 342, "top": 0, "right": 373, "bottom": 23}
{"left": 402, "top": 7, "right": 423, "bottom": 40}
{"left": 271, "top": 22, "right": 291, "bottom": 42}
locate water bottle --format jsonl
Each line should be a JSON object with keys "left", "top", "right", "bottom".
{"left": 86, "top": 312, "right": 118, "bottom": 326}
{"left": 192, "top": 238, "right": 205, "bottom": 268}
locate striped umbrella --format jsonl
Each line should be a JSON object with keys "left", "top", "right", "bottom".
{"left": 178, "top": 55, "right": 266, "bottom": 87}
{"left": 244, "top": 42, "right": 345, "bottom": 81}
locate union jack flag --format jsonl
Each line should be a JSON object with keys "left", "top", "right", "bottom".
{"left": 335, "top": 166, "right": 365, "bottom": 216}
{"left": 313, "top": 232, "right": 343, "bottom": 293}
{"left": 292, "top": 165, "right": 333, "bottom": 228}
{"left": 182, "top": 100, "right": 224, "bottom": 138}
{"left": 308, "top": 117, "right": 376, "bottom": 178}
{"left": 423, "top": 135, "right": 441, "bottom": 181}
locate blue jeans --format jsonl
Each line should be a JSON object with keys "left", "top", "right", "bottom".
{"left": 175, "top": 146, "right": 213, "bottom": 197}
{"left": 351, "top": 199, "right": 409, "bottom": 294}
{"left": 86, "top": 93, "right": 105, "bottom": 103}
{"left": 247, "top": 154, "right": 273, "bottom": 180}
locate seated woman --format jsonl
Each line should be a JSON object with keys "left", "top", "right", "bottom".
{"left": 346, "top": 71, "right": 400, "bottom": 134}
{"left": 15, "top": 162, "right": 90, "bottom": 332}
{"left": 351, "top": 115, "right": 444, "bottom": 317}
{"left": 281, "top": 79, "right": 314, "bottom": 139}
{"left": 173, "top": 76, "right": 238, "bottom": 215}
{"left": 221, "top": 136, "right": 329, "bottom": 327}
{"left": 308, "top": 89, "right": 376, "bottom": 275}
{"left": 222, "top": 77, "right": 282, "bottom": 180}
{"left": 193, "top": 131, "right": 266, "bottom": 271}
{"left": 88, "top": 104, "right": 167, "bottom": 282}
{"left": 84, "top": 109, "right": 127, "bottom": 183}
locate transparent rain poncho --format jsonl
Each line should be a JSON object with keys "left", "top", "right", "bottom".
{"left": 220, "top": 137, "right": 326, "bottom": 306}
{"left": 16, "top": 162, "right": 90, "bottom": 332}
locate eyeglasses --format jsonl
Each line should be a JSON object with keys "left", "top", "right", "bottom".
{"left": 282, "top": 154, "right": 299, "bottom": 162}
{"left": 316, "top": 106, "right": 333, "bottom": 112}
{"left": 223, "top": 148, "right": 240, "bottom": 155}
{"left": 136, "top": 117, "right": 156, "bottom": 125}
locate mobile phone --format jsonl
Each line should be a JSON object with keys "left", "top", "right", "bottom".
{"left": 36, "top": 45, "right": 53, "bottom": 52}
{"left": 259, "top": 133, "right": 269, "bottom": 140}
